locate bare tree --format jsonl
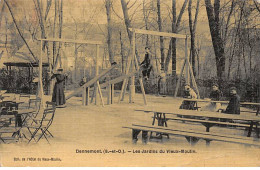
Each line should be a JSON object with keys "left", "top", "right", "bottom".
{"left": 105, "top": 0, "right": 114, "bottom": 64}
{"left": 188, "top": 0, "right": 200, "bottom": 76}
{"left": 204, "top": 0, "right": 225, "bottom": 80}
{"left": 164, "top": 0, "right": 188, "bottom": 75}
{"left": 121, "top": 0, "right": 132, "bottom": 41}
{"left": 156, "top": 0, "right": 165, "bottom": 71}
{"left": 120, "top": 0, "right": 141, "bottom": 64}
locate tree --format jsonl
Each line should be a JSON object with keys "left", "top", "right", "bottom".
{"left": 156, "top": 0, "right": 165, "bottom": 71}
{"left": 120, "top": 0, "right": 141, "bottom": 64}
{"left": 105, "top": 0, "right": 114, "bottom": 64}
{"left": 188, "top": 0, "right": 200, "bottom": 76}
{"left": 204, "top": 0, "right": 225, "bottom": 80}
{"left": 164, "top": 0, "right": 188, "bottom": 76}
{"left": 121, "top": 0, "right": 132, "bottom": 41}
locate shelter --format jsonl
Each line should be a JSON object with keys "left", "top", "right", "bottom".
{"left": 1, "top": 39, "right": 49, "bottom": 94}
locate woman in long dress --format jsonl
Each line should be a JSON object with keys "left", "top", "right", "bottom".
{"left": 51, "top": 68, "right": 66, "bottom": 107}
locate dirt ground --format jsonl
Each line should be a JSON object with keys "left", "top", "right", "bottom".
{"left": 0, "top": 92, "right": 260, "bottom": 167}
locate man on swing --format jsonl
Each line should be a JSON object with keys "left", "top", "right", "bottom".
{"left": 140, "top": 46, "right": 153, "bottom": 81}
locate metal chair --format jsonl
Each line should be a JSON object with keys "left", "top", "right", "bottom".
{"left": 21, "top": 98, "right": 42, "bottom": 125}
{"left": 0, "top": 110, "right": 21, "bottom": 144}
{"left": 24, "top": 101, "right": 56, "bottom": 144}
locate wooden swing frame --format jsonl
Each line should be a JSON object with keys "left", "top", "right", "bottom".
{"left": 37, "top": 38, "right": 104, "bottom": 106}
{"left": 125, "top": 28, "right": 200, "bottom": 101}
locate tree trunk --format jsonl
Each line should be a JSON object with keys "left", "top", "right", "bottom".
{"left": 121, "top": 0, "right": 140, "bottom": 64}
{"left": 0, "top": 1, "right": 5, "bottom": 28}
{"left": 164, "top": 0, "right": 188, "bottom": 75}
{"left": 121, "top": 0, "right": 132, "bottom": 41}
{"left": 188, "top": 0, "right": 195, "bottom": 76}
{"left": 143, "top": 0, "right": 150, "bottom": 46}
{"left": 188, "top": 0, "right": 200, "bottom": 77}
{"left": 119, "top": 31, "right": 125, "bottom": 73}
{"left": 204, "top": 0, "right": 225, "bottom": 80}
{"left": 53, "top": 0, "right": 63, "bottom": 69}
{"left": 105, "top": 0, "right": 114, "bottom": 64}
{"left": 156, "top": 0, "right": 165, "bottom": 71}
{"left": 52, "top": 0, "right": 58, "bottom": 68}
{"left": 35, "top": 0, "right": 50, "bottom": 55}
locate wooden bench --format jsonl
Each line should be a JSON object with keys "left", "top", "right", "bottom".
{"left": 137, "top": 109, "right": 260, "bottom": 138}
{"left": 123, "top": 124, "right": 260, "bottom": 147}
{"left": 151, "top": 113, "right": 252, "bottom": 131}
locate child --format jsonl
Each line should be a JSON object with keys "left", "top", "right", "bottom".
{"left": 140, "top": 47, "right": 153, "bottom": 80}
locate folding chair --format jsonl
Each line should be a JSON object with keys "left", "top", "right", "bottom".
{"left": 0, "top": 110, "right": 21, "bottom": 143}
{"left": 20, "top": 98, "right": 42, "bottom": 125}
{"left": 0, "top": 127, "right": 20, "bottom": 143}
{"left": 24, "top": 101, "right": 56, "bottom": 144}
{"left": 18, "top": 94, "right": 31, "bottom": 109}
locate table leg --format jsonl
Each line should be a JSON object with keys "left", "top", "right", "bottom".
{"left": 195, "top": 102, "right": 198, "bottom": 111}
{"left": 150, "top": 112, "right": 157, "bottom": 138}
{"left": 205, "top": 139, "right": 212, "bottom": 146}
{"left": 163, "top": 113, "right": 167, "bottom": 127}
{"left": 163, "top": 113, "right": 169, "bottom": 139}
{"left": 142, "top": 131, "right": 148, "bottom": 144}
{"left": 152, "top": 112, "right": 156, "bottom": 126}
{"left": 132, "top": 129, "right": 141, "bottom": 144}
{"left": 255, "top": 123, "right": 259, "bottom": 138}
{"left": 185, "top": 136, "right": 199, "bottom": 146}
{"left": 158, "top": 113, "right": 163, "bottom": 126}
{"left": 247, "top": 121, "right": 254, "bottom": 137}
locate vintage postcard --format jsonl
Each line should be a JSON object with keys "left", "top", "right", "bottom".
{"left": 0, "top": 0, "right": 260, "bottom": 167}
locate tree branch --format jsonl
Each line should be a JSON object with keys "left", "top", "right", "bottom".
{"left": 254, "top": 0, "right": 260, "bottom": 13}
{"left": 176, "top": 0, "right": 188, "bottom": 29}
{"left": 128, "top": 0, "right": 138, "bottom": 9}
{"left": 193, "top": 0, "right": 200, "bottom": 33}
{"left": 3, "top": 0, "right": 38, "bottom": 62}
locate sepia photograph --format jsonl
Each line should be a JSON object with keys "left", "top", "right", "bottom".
{"left": 0, "top": 0, "right": 259, "bottom": 167}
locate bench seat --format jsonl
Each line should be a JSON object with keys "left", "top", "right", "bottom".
{"left": 123, "top": 124, "right": 260, "bottom": 147}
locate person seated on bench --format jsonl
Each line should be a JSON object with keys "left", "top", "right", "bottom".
{"left": 201, "top": 84, "right": 223, "bottom": 112}
{"left": 140, "top": 46, "right": 153, "bottom": 81}
{"left": 222, "top": 87, "right": 240, "bottom": 115}
{"left": 179, "top": 84, "right": 198, "bottom": 110}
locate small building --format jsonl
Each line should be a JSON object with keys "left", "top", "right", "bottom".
{"left": 1, "top": 39, "right": 49, "bottom": 93}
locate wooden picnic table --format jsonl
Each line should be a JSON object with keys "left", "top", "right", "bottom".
{"left": 136, "top": 108, "right": 260, "bottom": 138}
{"left": 182, "top": 98, "right": 260, "bottom": 115}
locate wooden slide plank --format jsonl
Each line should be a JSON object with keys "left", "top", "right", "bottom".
{"left": 66, "top": 64, "right": 118, "bottom": 100}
